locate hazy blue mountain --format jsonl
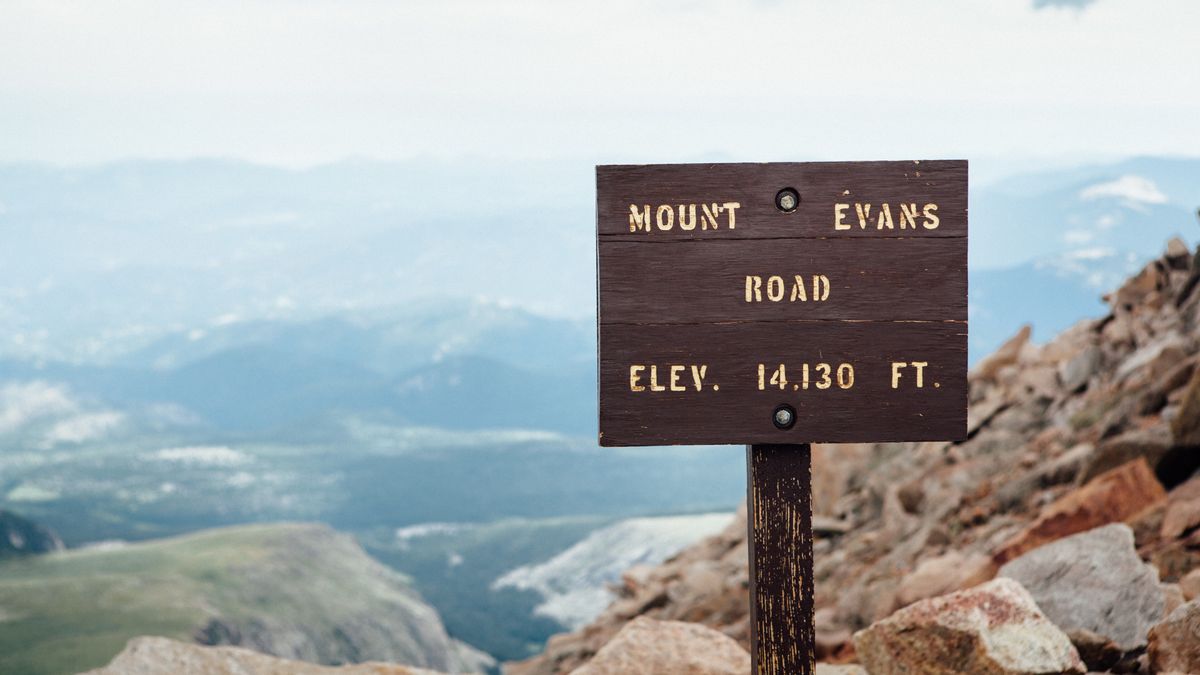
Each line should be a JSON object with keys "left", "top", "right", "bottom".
{"left": 967, "top": 156, "right": 1200, "bottom": 360}
{"left": 0, "top": 510, "right": 64, "bottom": 558}
{"left": 3, "top": 157, "right": 1198, "bottom": 365}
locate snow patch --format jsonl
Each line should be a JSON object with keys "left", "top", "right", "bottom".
{"left": 1079, "top": 175, "right": 1168, "bottom": 205}
{"left": 493, "top": 512, "right": 733, "bottom": 629}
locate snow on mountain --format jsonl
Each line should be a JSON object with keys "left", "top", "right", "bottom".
{"left": 1078, "top": 174, "right": 1168, "bottom": 206}
{"left": 493, "top": 513, "right": 732, "bottom": 629}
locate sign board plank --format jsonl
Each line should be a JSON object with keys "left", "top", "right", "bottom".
{"left": 598, "top": 161, "right": 966, "bottom": 239}
{"left": 596, "top": 160, "right": 967, "bottom": 446}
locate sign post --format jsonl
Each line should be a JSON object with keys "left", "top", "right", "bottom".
{"left": 596, "top": 161, "right": 967, "bottom": 674}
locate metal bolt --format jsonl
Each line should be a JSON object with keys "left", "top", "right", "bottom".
{"left": 775, "top": 188, "right": 800, "bottom": 213}
{"left": 773, "top": 405, "right": 795, "bottom": 429}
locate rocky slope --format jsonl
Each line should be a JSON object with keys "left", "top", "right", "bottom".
{"left": 84, "top": 636, "right": 447, "bottom": 675}
{"left": 511, "top": 237, "right": 1200, "bottom": 674}
{"left": 0, "top": 523, "right": 491, "bottom": 675}
{"left": 0, "top": 509, "right": 64, "bottom": 558}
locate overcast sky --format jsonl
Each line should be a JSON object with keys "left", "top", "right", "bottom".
{"left": 1, "top": 0, "right": 1197, "bottom": 167}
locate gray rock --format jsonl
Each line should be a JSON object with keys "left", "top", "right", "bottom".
{"left": 1078, "top": 427, "right": 1172, "bottom": 483}
{"left": 999, "top": 524, "right": 1164, "bottom": 651}
{"left": 1059, "top": 345, "right": 1100, "bottom": 393}
{"left": 815, "top": 666, "right": 867, "bottom": 675}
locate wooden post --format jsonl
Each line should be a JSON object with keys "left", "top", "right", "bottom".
{"left": 747, "top": 444, "right": 815, "bottom": 675}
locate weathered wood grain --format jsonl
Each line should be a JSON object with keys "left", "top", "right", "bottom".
{"left": 597, "top": 160, "right": 966, "bottom": 240}
{"left": 596, "top": 160, "right": 967, "bottom": 446}
{"left": 599, "top": 320, "right": 967, "bottom": 446}
{"left": 599, "top": 237, "right": 966, "bottom": 324}
{"left": 748, "top": 444, "right": 815, "bottom": 675}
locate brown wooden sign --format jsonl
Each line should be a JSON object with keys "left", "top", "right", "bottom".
{"left": 596, "top": 161, "right": 968, "bottom": 446}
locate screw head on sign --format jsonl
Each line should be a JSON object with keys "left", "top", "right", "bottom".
{"left": 775, "top": 188, "right": 800, "bottom": 213}
{"left": 773, "top": 404, "right": 796, "bottom": 430}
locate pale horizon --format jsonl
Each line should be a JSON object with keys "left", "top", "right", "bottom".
{"left": 2, "top": 0, "right": 1198, "bottom": 167}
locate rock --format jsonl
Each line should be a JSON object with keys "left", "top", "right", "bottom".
{"left": 1115, "top": 336, "right": 1187, "bottom": 384}
{"left": 1180, "top": 569, "right": 1200, "bottom": 601}
{"left": 1059, "top": 345, "right": 1100, "bottom": 393}
{"left": 568, "top": 617, "right": 750, "bottom": 675}
{"left": 815, "top": 665, "right": 867, "bottom": 675}
{"left": 814, "top": 607, "right": 851, "bottom": 658}
{"left": 998, "top": 524, "right": 1164, "bottom": 651}
{"left": 1162, "top": 583, "right": 1186, "bottom": 616}
{"left": 994, "top": 458, "right": 1166, "bottom": 565}
{"left": 83, "top": 636, "right": 442, "bottom": 675}
{"left": 973, "top": 325, "right": 1031, "bottom": 381}
{"left": 1171, "top": 367, "right": 1200, "bottom": 446}
{"left": 1064, "top": 629, "right": 1121, "bottom": 672}
{"left": 1166, "top": 237, "right": 1191, "bottom": 262}
{"left": 895, "top": 551, "right": 995, "bottom": 608}
{"left": 1161, "top": 474, "right": 1200, "bottom": 539}
{"left": 812, "top": 515, "right": 852, "bottom": 536}
{"left": 1148, "top": 599, "right": 1200, "bottom": 674}
{"left": 1078, "top": 427, "right": 1173, "bottom": 483}
{"left": 852, "top": 578, "right": 1085, "bottom": 675}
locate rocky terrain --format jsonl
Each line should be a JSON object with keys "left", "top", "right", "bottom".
{"left": 510, "top": 238, "right": 1200, "bottom": 674}
{"left": 84, "top": 636, "right": 447, "bottom": 675}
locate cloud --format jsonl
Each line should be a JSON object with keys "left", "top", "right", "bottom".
{"left": 41, "top": 411, "right": 125, "bottom": 446}
{"left": 1033, "top": 0, "right": 1097, "bottom": 9}
{"left": 0, "top": 381, "right": 76, "bottom": 434}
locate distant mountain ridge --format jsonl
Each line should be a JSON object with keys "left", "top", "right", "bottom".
{"left": 1, "top": 156, "right": 1197, "bottom": 366}
{"left": 0, "top": 510, "right": 63, "bottom": 558}
{"left": 0, "top": 522, "right": 493, "bottom": 675}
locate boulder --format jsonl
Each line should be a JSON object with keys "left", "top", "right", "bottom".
{"left": 815, "top": 665, "right": 867, "bottom": 675}
{"left": 1161, "top": 474, "right": 1200, "bottom": 539}
{"left": 568, "top": 617, "right": 751, "bottom": 675}
{"left": 1063, "top": 629, "right": 1121, "bottom": 672}
{"left": 83, "top": 636, "right": 442, "bottom": 675}
{"left": 1172, "top": 367, "right": 1200, "bottom": 446}
{"left": 994, "top": 458, "right": 1166, "bottom": 564}
{"left": 973, "top": 325, "right": 1031, "bottom": 381}
{"left": 1114, "top": 336, "right": 1187, "bottom": 384}
{"left": 1148, "top": 599, "right": 1200, "bottom": 674}
{"left": 998, "top": 524, "right": 1163, "bottom": 651}
{"left": 852, "top": 578, "right": 1084, "bottom": 675}
{"left": 1078, "top": 427, "right": 1172, "bottom": 483}
{"left": 1058, "top": 345, "right": 1100, "bottom": 393}
{"left": 1162, "top": 583, "right": 1186, "bottom": 616}
{"left": 1180, "top": 568, "right": 1200, "bottom": 601}
{"left": 895, "top": 551, "right": 995, "bottom": 608}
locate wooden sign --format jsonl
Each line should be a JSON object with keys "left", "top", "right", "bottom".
{"left": 596, "top": 161, "right": 968, "bottom": 446}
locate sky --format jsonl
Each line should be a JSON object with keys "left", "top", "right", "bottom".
{"left": 1, "top": 0, "right": 1198, "bottom": 168}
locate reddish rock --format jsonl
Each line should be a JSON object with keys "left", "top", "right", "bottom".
{"left": 853, "top": 578, "right": 1084, "bottom": 675}
{"left": 1148, "top": 599, "right": 1200, "bottom": 673}
{"left": 994, "top": 458, "right": 1167, "bottom": 565}
{"left": 1161, "top": 475, "right": 1200, "bottom": 540}
{"left": 973, "top": 325, "right": 1031, "bottom": 382}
